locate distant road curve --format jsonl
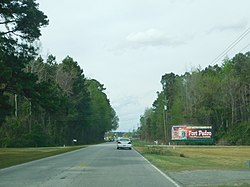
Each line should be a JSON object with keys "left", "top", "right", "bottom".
{"left": 0, "top": 143, "right": 180, "bottom": 187}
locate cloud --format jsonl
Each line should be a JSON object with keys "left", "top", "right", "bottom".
{"left": 113, "top": 95, "right": 139, "bottom": 111}
{"left": 208, "top": 20, "right": 248, "bottom": 33}
{"left": 125, "top": 28, "right": 184, "bottom": 48}
{"left": 111, "top": 28, "right": 186, "bottom": 54}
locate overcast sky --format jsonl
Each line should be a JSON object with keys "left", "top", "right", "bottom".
{"left": 37, "top": 0, "right": 250, "bottom": 132}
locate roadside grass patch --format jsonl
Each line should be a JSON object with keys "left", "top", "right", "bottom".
{"left": 131, "top": 140, "right": 148, "bottom": 147}
{"left": 134, "top": 145, "right": 250, "bottom": 172}
{"left": 0, "top": 145, "right": 86, "bottom": 169}
{"left": 218, "top": 183, "right": 250, "bottom": 187}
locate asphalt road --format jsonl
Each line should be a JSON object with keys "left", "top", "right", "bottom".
{"left": 0, "top": 143, "right": 180, "bottom": 187}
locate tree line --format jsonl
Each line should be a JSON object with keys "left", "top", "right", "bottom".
{"left": 0, "top": 0, "right": 118, "bottom": 147}
{"left": 139, "top": 52, "right": 250, "bottom": 145}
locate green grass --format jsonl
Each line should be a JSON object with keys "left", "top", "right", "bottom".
{"left": 131, "top": 139, "right": 148, "bottom": 147}
{"left": 134, "top": 144, "right": 250, "bottom": 172}
{"left": 0, "top": 145, "right": 86, "bottom": 169}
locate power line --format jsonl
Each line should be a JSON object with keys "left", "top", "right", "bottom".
{"left": 240, "top": 43, "right": 250, "bottom": 52}
{"left": 211, "top": 27, "right": 250, "bottom": 65}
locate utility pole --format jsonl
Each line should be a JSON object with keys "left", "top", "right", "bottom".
{"left": 29, "top": 100, "right": 32, "bottom": 133}
{"left": 162, "top": 81, "right": 169, "bottom": 144}
{"left": 163, "top": 105, "right": 167, "bottom": 144}
{"left": 14, "top": 94, "right": 18, "bottom": 117}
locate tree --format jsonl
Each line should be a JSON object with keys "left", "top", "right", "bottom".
{"left": 139, "top": 52, "right": 250, "bottom": 145}
{"left": 0, "top": 2, "right": 121, "bottom": 147}
{"left": 86, "top": 79, "right": 119, "bottom": 143}
{"left": 0, "top": 0, "right": 48, "bottom": 124}
{"left": 0, "top": 0, "right": 48, "bottom": 41}
{"left": 54, "top": 56, "right": 91, "bottom": 144}
{"left": 161, "top": 73, "right": 178, "bottom": 143}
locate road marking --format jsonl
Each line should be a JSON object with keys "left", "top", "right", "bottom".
{"left": 134, "top": 150, "right": 181, "bottom": 187}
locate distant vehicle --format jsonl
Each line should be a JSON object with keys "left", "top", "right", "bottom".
{"left": 117, "top": 138, "right": 132, "bottom": 150}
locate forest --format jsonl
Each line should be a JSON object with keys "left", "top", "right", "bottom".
{"left": 139, "top": 52, "right": 250, "bottom": 145}
{"left": 0, "top": 0, "right": 118, "bottom": 147}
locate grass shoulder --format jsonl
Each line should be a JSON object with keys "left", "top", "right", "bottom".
{"left": 133, "top": 141, "right": 250, "bottom": 172}
{"left": 0, "top": 145, "right": 87, "bottom": 169}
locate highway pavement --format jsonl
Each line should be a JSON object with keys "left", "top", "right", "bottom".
{"left": 0, "top": 143, "right": 180, "bottom": 187}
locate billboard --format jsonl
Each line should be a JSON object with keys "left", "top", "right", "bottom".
{"left": 171, "top": 125, "right": 212, "bottom": 141}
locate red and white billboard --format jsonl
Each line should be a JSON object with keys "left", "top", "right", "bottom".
{"left": 171, "top": 125, "right": 212, "bottom": 141}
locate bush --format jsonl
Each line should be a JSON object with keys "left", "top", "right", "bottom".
{"left": 143, "top": 146, "right": 178, "bottom": 156}
{"left": 0, "top": 117, "right": 49, "bottom": 147}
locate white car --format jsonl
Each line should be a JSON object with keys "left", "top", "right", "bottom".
{"left": 117, "top": 138, "right": 132, "bottom": 150}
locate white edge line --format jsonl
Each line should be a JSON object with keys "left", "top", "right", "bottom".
{"left": 134, "top": 149, "right": 181, "bottom": 187}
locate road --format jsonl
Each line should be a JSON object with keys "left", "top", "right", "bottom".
{"left": 0, "top": 143, "right": 180, "bottom": 187}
